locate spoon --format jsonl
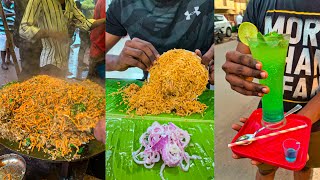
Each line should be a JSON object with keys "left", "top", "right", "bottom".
{"left": 236, "top": 104, "right": 303, "bottom": 145}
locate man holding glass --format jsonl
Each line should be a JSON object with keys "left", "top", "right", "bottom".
{"left": 223, "top": 0, "right": 320, "bottom": 179}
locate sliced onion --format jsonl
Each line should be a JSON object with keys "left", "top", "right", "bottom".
{"left": 180, "top": 152, "right": 190, "bottom": 171}
{"left": 160, "top": 163, "right": 166, "bottom": 180}
{"left": 152, "top": 136, "right": 168, "bottom": 152}
{"left": 132, "top": 122, "right": 201, "bottom": 180}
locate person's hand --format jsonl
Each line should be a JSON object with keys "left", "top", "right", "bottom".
{"left": 223, "top": 51, "right": 269, "bottom": 96}
{"left": 116, "top": 38, "right": 159, "bottom": 71}
{"left": 195, "top": 49, "right": 214, "bottom": 85}
{"left": 231, "top": 117, "right": 263, "bottom": 165}
{"left": 208, "top": 60, "right": 214, "bottom": 85}
{"left": 195, "top": 49, "right": 213, "bottom": 67}
{"left": 94, "top": 119, "right": 105, "bottom": 144}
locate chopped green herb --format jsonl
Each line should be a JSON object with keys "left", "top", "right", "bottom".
{"left": 98, "top": 98, "right": 103, "bottom": 103}
{"left": 71, "top": 103, "right": 87, "bottom": 115}
{"left": 1, "top": 81, "right": 18, "bottom": 89}
{"left": 25, "top": 138, "right": 31, "bottom": 146}
{"left": 77, "top": 147, "right": 84, "bottom": 154}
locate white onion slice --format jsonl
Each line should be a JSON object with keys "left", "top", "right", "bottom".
{"left": 132, "top": 122, "right": 200, "bottom": 179}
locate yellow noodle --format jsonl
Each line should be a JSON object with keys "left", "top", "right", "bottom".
{"left": 120, "top": 49, "right": 208, "bottom": 116}
{"left": 0, "top": 75, "right": 105, "bottom": 160}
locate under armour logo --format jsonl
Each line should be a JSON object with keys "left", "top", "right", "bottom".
{"left": 184, "top": 7, "right": 201, "bottom": 20}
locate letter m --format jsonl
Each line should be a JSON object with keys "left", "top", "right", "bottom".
{"left": 264, "top": 16, "right": 285, "bottom": 34}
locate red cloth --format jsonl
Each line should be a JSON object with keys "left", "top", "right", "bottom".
{"left": 90, "top": 0, "right": 105, "bottom": 58}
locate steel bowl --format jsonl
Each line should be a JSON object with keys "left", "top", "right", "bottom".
{"left": 0, "top": 154, "right": 26, "bottom": 179}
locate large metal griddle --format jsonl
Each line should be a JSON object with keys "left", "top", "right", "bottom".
{"left": 0, "top": 78, "right": 105, "bottom": 163}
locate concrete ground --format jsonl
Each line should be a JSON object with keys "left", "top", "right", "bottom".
{"left": 215, "top": 40, "right": 320, "bottom": 179}
{"left": 0, "top": 47, "right": 20, "bottom": 85}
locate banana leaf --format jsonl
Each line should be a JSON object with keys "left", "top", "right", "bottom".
{"left": 106, "top": 79, "right": 214, "bottom": 179}
{"left": 106, "top": 79, "right": 214, "bottom": 121}
{"left": 106, "top": 118, "right": 214, "bottom": 180}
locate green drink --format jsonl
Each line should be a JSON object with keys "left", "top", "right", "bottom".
{"left": 247, "top": 33, "right": 289, "bottom": 129}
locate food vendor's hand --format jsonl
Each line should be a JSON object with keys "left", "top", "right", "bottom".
{"left": 94, "top": 119, "right": 106, "bottom": 144}
{"left": 195, "top": 49, "right": 213, "bottom": 67}
{"left": 208, "top": 60, "right": 214, "bottom": 85}
{"left": 231, "top": 117, "right": 262, "bottom": 166}
{"left": 223, "top": 51, "right": 269, "bottom": 97}
{"left": 195, "top": 49, "right": 214, "bottom": 85}
{"left": 117, "top": 38, "right": 160, "bottom": 71}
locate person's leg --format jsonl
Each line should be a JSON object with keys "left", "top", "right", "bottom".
{"left": 294, "top": 131, "right": 320, "bottom": 180}
{"left": 78, "top": 30, "right": 89, "bottom": 68}
{"left": 5, "top": 33, "right": 12, "bottom": 64}
{"left": 294, "top": 167, "right": 312, "bottom": 180}
{"left": 256, "top": 164, "right": 278, "bottom": 180}
{"left": 256, "top": 171, "right": 276, "bottom": 180}
{"left": 5, "top": 48, "right": 11, "bottom": 64}
{"left": 1, "top": 50, "right": 8, "bottom": 70}
{"left": 87, "top": 54, "right": 104, "bottom": 79}
{"left": 0, "top": 34, "right": 8, "bottom": 70}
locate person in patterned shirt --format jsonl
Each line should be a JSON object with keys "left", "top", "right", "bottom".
{"left": 19, "top": 0, "right": 105, "bottom": 77}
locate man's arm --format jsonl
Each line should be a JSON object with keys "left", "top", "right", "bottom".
{"left": 106, "top": 32, "right": 121, "bottom": 53}
{"left": 71, "top": 0, "right": 105, "bottom": 31}
{"left": 19, "top": 0, "right": 42, "bottom": 42}
{"left": 105, "top": 32, "right": 122, "bottom": 71}
{"left": 298, "top": 96, "right": 320, "bottom": 124}
{"left": 90, "top": 18, "right": 105, "bottom": 30}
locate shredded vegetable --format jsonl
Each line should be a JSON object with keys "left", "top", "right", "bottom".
{"left": 117, "top": 49, "right": 208, "bottom": 116}
{"left": 0, "top": 75, "right": 105, "bottom": 160}
{"left": 132, "top": 122, "right": 201, "bottom": 180}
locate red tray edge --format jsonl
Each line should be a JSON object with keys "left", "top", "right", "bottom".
{"left": 230, "top": 108, "right": 312, "bottom": 171}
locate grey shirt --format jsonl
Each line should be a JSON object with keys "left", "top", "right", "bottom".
{"left": 106, "top": 0, "right": 213, "bottom": 54}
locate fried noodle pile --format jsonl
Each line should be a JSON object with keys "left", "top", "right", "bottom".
{"left": 0, "top": 75, "right": 105, "bottom": 160}
{"left": 120, "top": 49, "right": 208, "bottom": 116}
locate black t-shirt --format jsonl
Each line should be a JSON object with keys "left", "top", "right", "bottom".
{"left": 243, "top": 0, "right": 320, "bottom": 131}
{"left": 106, "top": 0, "right": 213, "bottom": 54}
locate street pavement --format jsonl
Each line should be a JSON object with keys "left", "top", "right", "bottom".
{"left": 215, "top": 40, "right": 320, "bottom": 180}
{"left": 0, "top": 47, "right": 20, "bottom": 85}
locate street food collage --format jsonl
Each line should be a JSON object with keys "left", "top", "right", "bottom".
{"left": 0, "top": 0, "right": 319, "bottom": 179}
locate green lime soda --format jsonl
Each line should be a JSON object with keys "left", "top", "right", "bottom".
{"left": 248, "top": 32, "right": 289, "bottom": 129}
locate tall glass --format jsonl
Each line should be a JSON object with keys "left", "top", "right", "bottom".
{"left": 247, "top": 35, "right": 290, "bottom": 129}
